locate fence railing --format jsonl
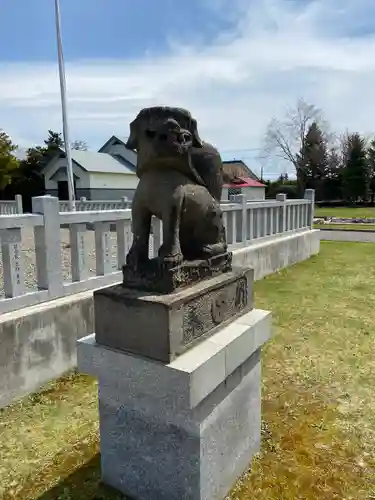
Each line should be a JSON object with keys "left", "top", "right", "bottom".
{"left": 0, "top": 195, "right": 23, "bottom": 215}
{"left": 0, "top": 189, "right": 315, "bottom": 314}
{"left": 59, "top": 196, "right": 130, "bottom": 212}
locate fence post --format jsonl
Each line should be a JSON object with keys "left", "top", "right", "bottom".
{"left": 304, "top": 189, "right": 315, "bottom": 229}
{"left": 152, "top": 217, "right": 162, "bottom": 257}
{"left": 1, "top": 228, "right": 25, "bottom": 297}
{"left": 70, "top": 223, "right": 88, "bottom": 281}
{"left": 32, "top": 195, "right": 63, "bottom": 296}
{"left": 116, "top": 219, "right": 133, "bottom": 269}
{"left": 276, "top": 193, "right": 287, "bottom": 233}
{"left": 15, "top": 194, "right": 23, "bottom": 213}
{"left": 239, "top": 194, "right": 247, "bottom": 243}
{"left": 95, "top": 222, "right": 112, "bottom": 275}
{"left": 230, "top": 194, "right": 248, "bottom": 243}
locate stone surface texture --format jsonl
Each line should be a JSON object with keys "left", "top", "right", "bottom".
{"left": 94, "top": 267, "right": 254, "bottom": 363}
{"left": 77, "top": 308, "right": 272, "bottom": 500}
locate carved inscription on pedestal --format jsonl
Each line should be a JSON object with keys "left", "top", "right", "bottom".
{"left": 211, "top": 278, "right": 248, "bottom": 325}
{"left": 182, "top": 276, "right": 250, "bottom": 346}
{"left": 211, "top": 292, "right": 228, "bottom": 325}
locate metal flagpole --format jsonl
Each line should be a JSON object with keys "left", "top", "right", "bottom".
{"left": 54, "top": 0, "right": 76, "bottom": 210}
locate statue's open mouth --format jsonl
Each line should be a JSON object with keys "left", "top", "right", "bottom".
{"left": 166, "top": 131, "right": 193, "bottom": 154}
{"left": 146, "top": 127, "right": 193, "bottom": 155}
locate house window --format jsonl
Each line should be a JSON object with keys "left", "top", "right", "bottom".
{"left": 228, "top": 187, "right": 242, "bottom": 196}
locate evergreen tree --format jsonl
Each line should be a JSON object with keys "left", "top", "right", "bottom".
{"left": 44, "top": 130, "right": 64, "bottom": 149}
{"left": 7, "top": 130, "right": 64, "bottom": 208}
{"left": 42, "top": 130, "right": 64, "bottom": 164}
{"left": 296, "top": 122, "right": 328, "bottom": 199}
{"left": 277, "top": 173, "right": 289, "bottom": 183}
{"left": 24, "top": 130, "right": 63, "bottom": 173}
{"left": 323, "top": 147, "right": 343, "bottom": 201}
{"left": 367, "top": 138, "right": 375, "bottom": 204}
{"left": 342, "top": 133, "right": 369, "bottom": 203}
{"left": 0, "top": 131, "right": 19, "bottom": 195}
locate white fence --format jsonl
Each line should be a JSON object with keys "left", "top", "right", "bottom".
{"left": 0, "top": 195, "right": 23, "bottom": 215}
{"left": 0, "top": 190, "right": 315, "bottom": 314}
{"left": 59, "top": 196, "right": 130, "bottom": 212}
{"left": 0, "top": 195, "right": 130, "bottom": 214}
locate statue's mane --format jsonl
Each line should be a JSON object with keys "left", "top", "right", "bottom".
{"left": 135, "top": 107, "right": 194, "bottom": 126}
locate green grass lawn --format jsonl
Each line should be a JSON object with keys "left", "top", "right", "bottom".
{"left": 314, "top": 223, "right": 375, "bottom": 231}
{"left": 1, "top": 241, "right": 375, "bottom": 500}
{"left": 315, "top": 206, "right": 375, "bottom": 218}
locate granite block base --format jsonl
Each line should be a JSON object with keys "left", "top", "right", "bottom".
{"left": 78, "top": 309, "right": 272, "bottom": 500}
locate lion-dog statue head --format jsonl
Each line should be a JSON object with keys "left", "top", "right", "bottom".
{"left": 125, "top": 106, "right": 223, "bottom": 201}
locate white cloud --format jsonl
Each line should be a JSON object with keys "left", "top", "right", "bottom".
{"left": 1, "top": 0, "right": 375, "bottom": 176}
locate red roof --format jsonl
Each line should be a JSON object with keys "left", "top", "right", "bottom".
{"left": 224, "top": 177, "right": 265, "bottom": 188}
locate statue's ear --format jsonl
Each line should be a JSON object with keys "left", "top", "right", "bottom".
{"left": 125, "top": 118, "right": 139, "bottom": 151}
{"left": 190, "top": 117, "right": 203, "bottom": 148}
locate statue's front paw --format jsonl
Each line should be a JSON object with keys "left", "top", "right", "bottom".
{"left": 162, "top": 254, "right": 183, "bottom": 268}
{"left": 201, "top": 243, "right": 227, "bottom": 258}
{"left": 158, "top": 245, "right": 183, "bottom": 268}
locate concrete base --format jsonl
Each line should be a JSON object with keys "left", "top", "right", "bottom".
{"left": 77, "top": 308, "right": 272, "bottom": 500}
{"left": 0, "top": 291, "right": 93, "bottom": 408}
{"left": 233, "top": 229, "right": 320, "bottom": 280}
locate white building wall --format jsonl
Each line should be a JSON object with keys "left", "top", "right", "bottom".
{"left": 222, "top": 186, "right": 265, "bottom": 201}
{"left": 221, "top": 187, "right": 229, "bottom": 201}
{"left": 89, "top": 172, "right": 138, "bottom": 190}
{"left": 244, "top": 187, "right": 265, "bottom": 201}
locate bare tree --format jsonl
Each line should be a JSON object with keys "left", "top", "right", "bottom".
{"left": 262, "top": 98, "right": 330, "bottom": 195}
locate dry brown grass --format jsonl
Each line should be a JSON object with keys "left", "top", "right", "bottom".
{"left": 1, "top": 241, "right": 375, "bottom": 499}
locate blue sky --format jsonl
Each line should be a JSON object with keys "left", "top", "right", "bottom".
{"left": 1, "top": 0, "right": 375, "bottom": 178}
{"left": 0, "top": 0, "right": 239, "bottom": 62}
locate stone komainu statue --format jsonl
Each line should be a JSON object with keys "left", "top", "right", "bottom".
{"left": 125, "top": 106, "right": 228, "bottom": 268}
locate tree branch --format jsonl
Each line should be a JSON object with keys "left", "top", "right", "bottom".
{"left": 263, "top": 98, "right": 327, "bottom": 175}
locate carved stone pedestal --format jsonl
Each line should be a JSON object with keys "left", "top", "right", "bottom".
{"left": 94, "top": 267, "right": 253, "bottom": 363}
{"left": 77, "top": 308, "right": 272, "bottom": 500}
{"left": 121, "top": 252, "right": 233, "bottom": 294}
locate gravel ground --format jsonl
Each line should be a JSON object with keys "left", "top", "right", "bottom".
{"left": 319, "top": 229, "right": 375, "bottom": 242}
{"left": 0, "top": 228, "right": 131, "bottom": 299}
